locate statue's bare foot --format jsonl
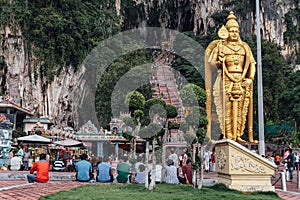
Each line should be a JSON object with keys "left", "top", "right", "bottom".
{"left": 237, "top": 137, "right": 246, "bottom": 143}
{"left": 249, "top": 139, "right": 258, "bottom": 144}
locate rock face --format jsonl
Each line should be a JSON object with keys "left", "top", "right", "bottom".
{"left": 130, "top": 0, "right": 298, "bottom": 48}
{"left": 0, "top": 0, "right": 298, "bottom": 129}
{"left": 0, "top": 26, "right": 82, "bottom": 129}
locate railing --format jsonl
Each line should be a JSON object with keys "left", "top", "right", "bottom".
{"left": 271, "top": 164, "right": 300, "bottom": 191}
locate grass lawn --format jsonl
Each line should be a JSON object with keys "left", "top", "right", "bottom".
{"left": 40, "top": 183, "right": 281, "bottom": 200}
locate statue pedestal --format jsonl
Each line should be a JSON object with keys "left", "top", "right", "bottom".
{"left": 214, "top": 139, "right": 277, "bottom": 192}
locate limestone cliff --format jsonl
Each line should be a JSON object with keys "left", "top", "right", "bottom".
{"left": 118, "top": 0, "right": 299, "bottom": 55}
{"left": 0, "top": 0, "right": 299, "bottom": 130}
{"left": 0, "top": 26, "right": 81, "bottom": 129}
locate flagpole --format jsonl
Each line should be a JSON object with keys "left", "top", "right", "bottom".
{"left": 256, "top": 0, "right": 265, "bottom": 155}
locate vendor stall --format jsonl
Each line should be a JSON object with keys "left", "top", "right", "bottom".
{"left": 48, "top": 141, "right": 88, "bottom": 172}
{"left": 17, "top": 134, "right": 51, "bottom": 164}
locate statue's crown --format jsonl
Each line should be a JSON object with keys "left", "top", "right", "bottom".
{"left": 226, "top": 11, "right": 239, "bottom": 29}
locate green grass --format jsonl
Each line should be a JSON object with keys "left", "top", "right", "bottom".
{"left": 40, "top": 183, "right": 281, "bottom": 200}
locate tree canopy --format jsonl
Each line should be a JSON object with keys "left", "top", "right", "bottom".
{"left": 0, "top": 0, "right": 120, "bottom": 81}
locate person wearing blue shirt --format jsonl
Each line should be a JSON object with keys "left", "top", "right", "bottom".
{"left": 96, "top": 156, "right": 113, "bottom": 182}
{"left": 75, "top": 154, "right": 94, "bottom": 182}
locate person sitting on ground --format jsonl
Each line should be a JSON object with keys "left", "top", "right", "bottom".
{"left": 75, "top": 153, "right": 94, "bottom": 182}
{"left": 135, "top": 156, "right": 145, "bottom": 173}
{"left": 116, "top": 156, "right": 130, "bottom": 183}
{"left": 150, "top": 162, "right": 162, "bottom": 183}
{"left": 96, "top": 156, "right": 113, "bottom": 183}
{"left": 135, "top": 164, "right": 146, "bottom": 184}
{"left": 10, "top": 152, "right": 23, "bottom": 171}
{"left": 182, "top": 159, "right": 193, "bottom": 184}
{"left": 165, "top": 159, "right": 179, "bottom": 184}
{"left": 177, "top": 158, "right": 185, "bottom": 184}
{"left": 27, "top": 153, "right": 49, "bottom": 183}
{"left": 52, "top": 157, "right": 66, "bottom": 172}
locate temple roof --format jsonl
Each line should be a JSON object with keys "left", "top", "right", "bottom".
{"left": 0, "top": 101, "right": 33, "bottom": 115}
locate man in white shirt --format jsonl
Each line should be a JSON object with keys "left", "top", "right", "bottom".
{"left": 10, "top": 153, "right": 23, "bottom": 171}
{"left": 165, "top": 159, "right": 179, "bottom": 184}
{"left": 150, "top": 163, "right": 162, "bottom": 183}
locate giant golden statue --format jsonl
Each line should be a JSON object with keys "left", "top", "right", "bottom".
{"left": 205, "top": 11, "right": 257, "bottom": 143}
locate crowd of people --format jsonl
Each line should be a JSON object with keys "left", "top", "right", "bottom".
{"left": 70, "top": 149, "right": 192, "bottom": 184}
{"left": 260, "top": 149, "right": 299, "bottom": 182}
{"left": 22, "top": 148, "right": 196, "bottom": 184}
{"left": 4, "top": 145, "right": 299, "bottom": 185}
{"left": 5, "top": 145, "right": 81, "bottom": 173}
{"left": 7, "top": 144, "right": 27, "bottom": 171}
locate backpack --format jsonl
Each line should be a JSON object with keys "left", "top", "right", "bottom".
{"left": 288, "top": 153, "right": 295, "bottom": 166}
{"left": 291, "top": 153, "right": 295, "bottom": 166}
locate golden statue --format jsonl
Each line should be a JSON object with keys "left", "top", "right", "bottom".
{"left": 205, "top": 11, "right": 257, "bottom": 143}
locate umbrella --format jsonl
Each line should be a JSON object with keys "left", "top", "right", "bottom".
{"left": 17, "top": 134, "right": 51, "bottom": 144}
{"left": 17, "top": 134, "right": 51, "bottom": 162}
{"left": 53, "top": 139, "right": 83, "bottom": 147}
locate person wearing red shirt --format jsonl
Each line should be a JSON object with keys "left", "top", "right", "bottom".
{"left": 27, "top": 154, "right": 49, "bottom": 183}
{"left": 182, "top": 159, "right": 193, "bottom": 184}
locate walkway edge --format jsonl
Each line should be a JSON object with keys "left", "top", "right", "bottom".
{"left": 0, "top": 183, "right": 36, "bottom": 191}
{"left": 276, "top": 189, "right": 300, "bottom": 195}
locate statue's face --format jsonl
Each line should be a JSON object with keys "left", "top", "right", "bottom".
{"left": 228, "top": 27, "right": 240, "bottom": 41}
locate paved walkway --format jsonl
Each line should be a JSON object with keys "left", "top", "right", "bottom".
{"left": 0, "top": 181, "right": 87, "bottom": 200}
{"left": 0, "top": 170, "right": 299, "bottom": 199}
{"left": 270, "top": 167, "right": 300, "bottom": 200}
{"left": 204, "top": 169, "right": 300, "bottom": 200}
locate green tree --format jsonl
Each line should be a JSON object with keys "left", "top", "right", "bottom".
{"left": 180, "top": 83, "right": 207, "bottom": 189}
{"left": 257, "top": 40, "right": 292, "bottom": 123}
{"left": 278, "top": 70, "right": 300, "bottom": 146}
{"left": 165, "top": 104, "right": 178, "bottom": 119}
{"left": 96, "top": 49, "right": 152, "bottom": 129}
{"left": 279, "top": 71, "right": 300, "bottom": 126}
{"left": 180, "top": 83, "right": 206, "bottom": 107}
{"left": 0, "top": 0, "right": 120, "bottom": 82}
{"left": 126, "top": 91, "right": 146, "bottom": 115}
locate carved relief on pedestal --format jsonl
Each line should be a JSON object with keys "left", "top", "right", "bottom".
{"left": 231, "top": 154, "right": 266, "bottom": 173}
{"left": 217, "top": 150, "right": 226, "bottom": 169}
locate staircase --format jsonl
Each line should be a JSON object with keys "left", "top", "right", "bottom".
{"left": 150, "top": 50, "right": 186, "bottom": 143}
